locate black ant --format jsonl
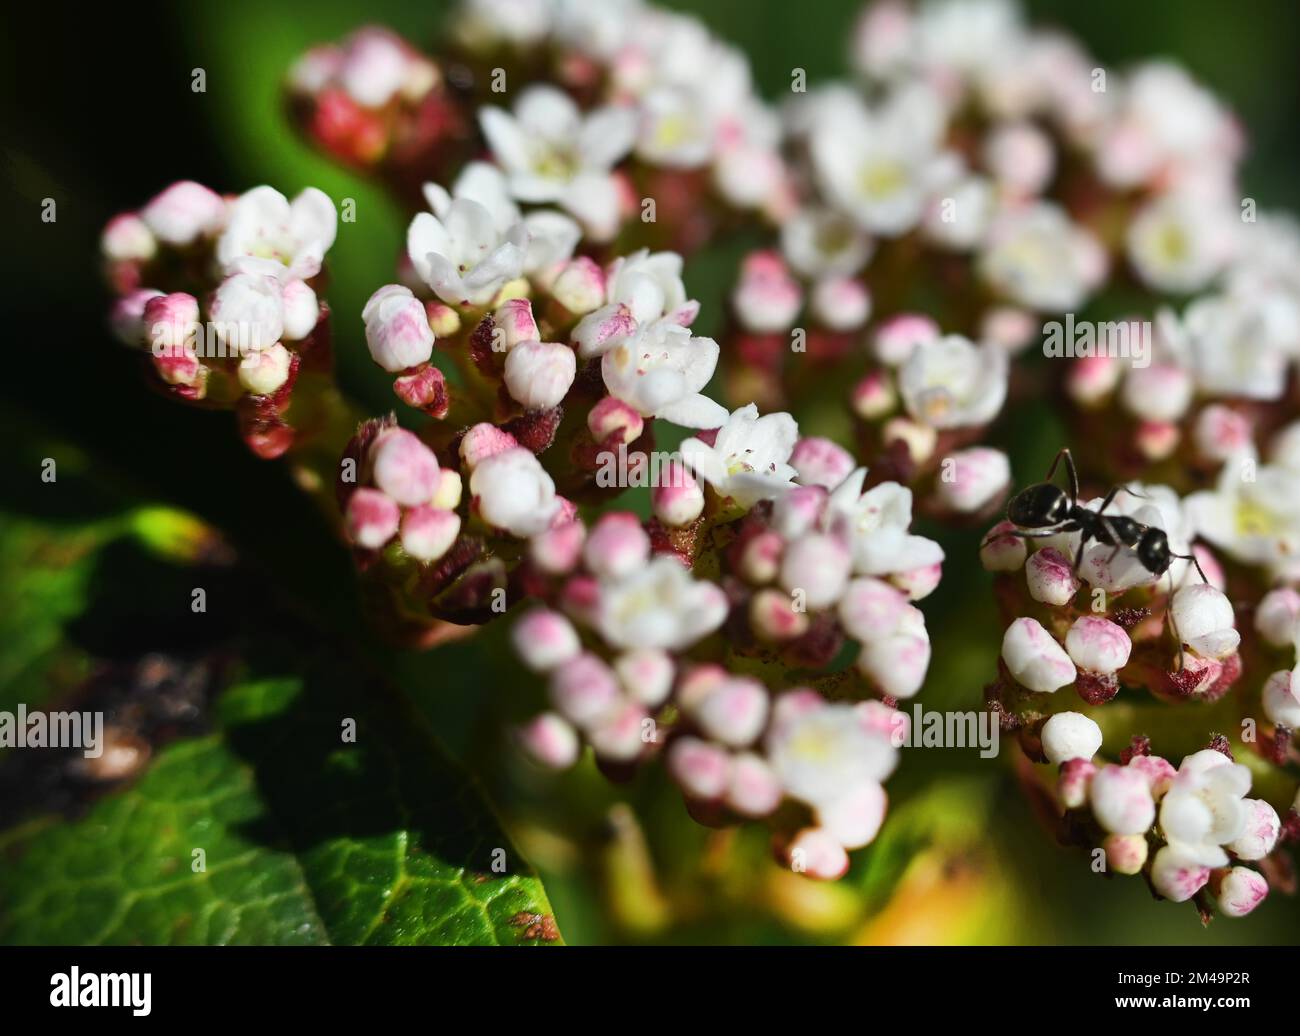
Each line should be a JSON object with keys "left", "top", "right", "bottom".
{"left": 989, "top": 448, "right": 1208, "bottom": 665}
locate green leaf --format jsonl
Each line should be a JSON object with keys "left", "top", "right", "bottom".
{"left": 0, "top": 502, "right": 560, "bottom": 945}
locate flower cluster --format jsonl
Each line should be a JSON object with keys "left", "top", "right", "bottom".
{"left": 1033, "top": 714, "right": 1293, "bottom": 919}
{"left": 101, "top": 182, "right": 341, "bottom": 459}
{"left": 509, "top": 437, "right": 942, "bottom": 877}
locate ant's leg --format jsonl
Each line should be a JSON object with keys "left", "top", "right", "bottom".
{"left": 1172, "top": 552, "right": 1209, "bottom": 584}
{"left": 1045, "top": 448, "right": 1080, "bottom": 502}
{"left": 1165, "top": 567, "right": 1186, "bottom": 670}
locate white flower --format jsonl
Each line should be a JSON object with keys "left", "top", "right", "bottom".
{"left": 421, "top": 163, "right": 580, "bottom": 277}
{"left": 1169, "top": 584, "right": 1240, "bottom": 660}
{"left": 766, "top": 701, "right": 897, "bottom": 810}
{"left": 407, "top": 197, "right": 528, "bottom": 307}
{"left": 1040, "top": 711, "right": 1103, "bottom": 765}
{"left": 362, "top": 285, "right": 435, "bottom": 372}
{"left": 979, "top": 202, "right": 1104, "bottom": 312}
{"left": 594, "top": 556, "right": 729, "bottom": 651}
{"left": 216, "top": 186, "right": 337, "bottom": 282}
{"left": 1126, "top": 193, "right": 1230, "bottom": 294}
{"left": 810, "top": 93, "right": 945, "bottom": 236}
{"left": 1159, "top": 749, "right": 1252, "bottom": 867}
{"left": 678, "top": 404, "right": 798, "bottom": 506}
{"left": 780, "top": 206, "right": 873, "bottom": 279}
{"left": 601, "top": 322, "right": 726, "bottom": 428}
{"left": 1184, "top": 460, "right": 1300, "bottom": 578}
{"left": 933, "top": 447, "right": 1009, "bottom": 512}
{"left": 1175, "top": 295, "right": 1291, "bottom": 401}
{"left": 479, "top": 85, "right": 636, "bottom": 241}
{"left": 1002, "top": 617, "right": 1076, "bottom": 693}
{"left": 823, "top": 468, "right": 945, "bottom": 576}
{"left": 898, "top": 334, "right": 1008, "bottom": 429}
{"left": 1255, "top": 588, "right": 1300, "bottom": 648}
{"left": 469, "top": 447, "right": 561, "bottom": 537}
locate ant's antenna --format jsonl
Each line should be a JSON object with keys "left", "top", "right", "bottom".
{"left": 1172, "top": 551, "right": 1209, "bottom": 585}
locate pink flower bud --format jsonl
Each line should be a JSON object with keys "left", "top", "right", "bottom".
{"left": 614, "top": 649, "right": 674, "bottom": 707}
{"left": 583, "top": 512, "right": 650, "bottom": 580}
{"left": 140, "top": 180, "right": 225, "bottom": 246}
{"left": 810, "top": 276, "right": 870, "bottom": 332}
{"left": 1193, "top": 404, "right": 1252, "bottom": 463}
{"left": 850, "top": 370, "right": 897, "bottom": 419}
{"left": 399, "top": 505, "right": 460, "bottom": 563}
{"left": 873, "top": 313, "right": 939, "bottom": 366}
{"left": 101, "top": 213, "right": 157, "bottom": 262}
{"left": 737, "top": 530, "right": 783, "bottom": 584}
{"left": 1066, "top": 355, "right": 1121, "bottom": 407}
{"left": 370, "top": 427, "right": 440, "bottom": 507}
{"left": 838, "top": 577, "right": 909, "bottom": 641}
{"left": 750, "top": 588, "right": 811, "bottom": 642}
{"left": 651, "top": 462, "right": 704, "bottom": 526}
{"left": 890, "top": 562, "right": 942, "bottom": 601}
{"left": 588, "top": 702, "right": 648, "bottom": 762}
{"left": 572, "top": 303, "right": 636, "bottom": 359}
{"left": 934, "top": 447, "right": 1010, "bottom": 513}
{"left": 1058, "top": 757, "right": 1097, "bottom": 809}
{"left": 1121, "top": 364, "right": 1193, "bottom": 422}
{"left": 551, "top": 256, "right": 605, "bottom": 315}
{"left": 111, "top": 288, "right": 164, "bottom": 346}
{"left": 587, "top": 395, "right": 644, "bottom": 445}
{"left": 725, "top": 753, "right": 783, "bottom": 817}
{"left": 393, "top": 364, "right": 449, "bottom": 417}
{"left": 494, "top": 298, "right": 539, "bottom": 350}
{"left": 779, "top": 532, "right": 851, "bottom": 610}
{"left": 363, "top": 284, "right": 435, "bottom": 372}
{"left": 1041, "top": 711, "right": 1103, "bottom": 765}
{"left": 1210, "top": 866, "right": 1269, "bottom": 918}
{"left": 1170, "top": 583, "right": 1239, "bottom": 659}
{"left": 237, "top": 343, "right": 293, "bottom": 396}
{"left": 732, "top": 250, "right": 801, "bottom": 333}
{"left": 504, "top": 339, "right": 577, "bottom": 410}
{"left": 1126, "top": 755, "right": 1177, "bottom": 799}
{"left": 1254, "top": 587, "right": 1300, "bottom": 648}
{"left": 1150, "top": 844, "right": 1211, "bottom": 903}
{"left": 549, "top": 653, "right": 621, "bottom": 728}
{"left": 1263, "top": 670, "right": 1300, "bottom": 727}
{"left": 153, "top": 344, "right": 204, "bottom": 388}
{"left": 1103, "top": 833, "right": 1148, "bottom": 875}
{"left": 281, "top": 279, "right": 320, "bottom": 340}
{"left": 529, "top": 519, "right": 586, "bottom": 576}
{"left": 979, "top": 306, "right": 1037, "bottom": 354}
{"left": 1065, "top": 616, "right": 1132, "bottom": 675}
{"left": 770, "top": 484, "right": 828, "bottom": 539}
{"left": 687, "top": 676, "right": 770, "bottom": 747}
{"left": 458, "top": 422, "right": 519, "bottom": 471}
{"left": 817, "top": 782, "right": 887, "bottom": 849}
{"left": 1025, "top": 547, "right": 1080, "bottom": 606}
{"left": 516, "top": 712, "right": 581, "bottom": 769}
{"left": 984, "top": 122, "right": 1054, "bottom": 196}
{"left": 980, "top": 520, "right": 1028, "bottom": 571}
{"left": 881, "top": 416, "right": 937, "bottom": 465}
{"left": 1227, "top": 798, "right": 1281, "bottom": 861}
{"left": 345, "top": 487, "right": 400, "bottom": 549}
{"left": 143, "top": 293, "right": 200, "bottom": 355}
{"left": 790, "top": 437, "right": 855, "bottom": 489}
{"left": 513, "top": 609, "right": 581, "bottom": 673}
{"left": 432, "top": 469, "right": 462, "bottom": 509}
{"left": 425, "top": 301, "right": 461, "bottom": 338}
{"left": 857, "top": 629, "right": 930, "bottom": 699}
{"left": 785, "top": 827, "right": 849, "bottom": 880}
{"left": 667, "top": 736, "right": 732, "bottom": 799}
{"left": 1089, "top": 764, "right": 1156, "bottom": 835}
{"left": 1002, "top": 617, "right": 1076, "bottom": 693}
{"left": 1135, "top": 419, "right": 1180, "bottom": 461}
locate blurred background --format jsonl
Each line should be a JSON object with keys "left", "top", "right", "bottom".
{"left": 2, "top": 0, "right": 1299, "bottom": 944}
